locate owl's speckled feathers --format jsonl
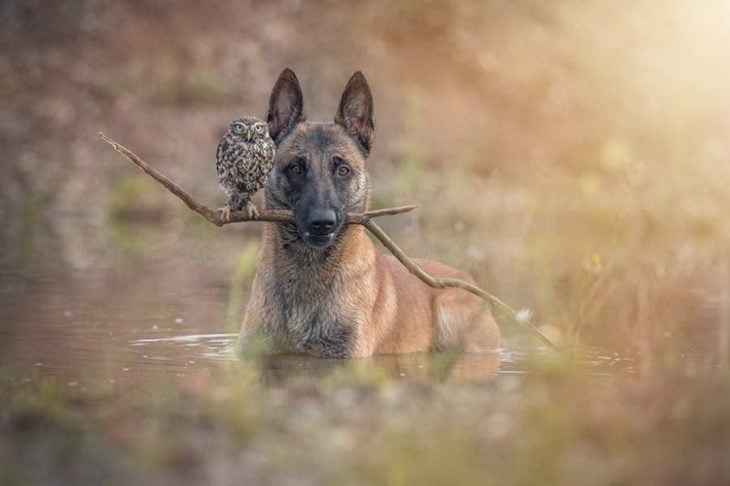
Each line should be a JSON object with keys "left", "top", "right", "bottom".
{"left": 215, "top": 116, "right": 276, "bottom": 221}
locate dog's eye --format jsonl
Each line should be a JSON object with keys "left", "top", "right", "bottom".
{"left": 288, "top": 162, "right": 304, "bottom": 175}
{"left": 336, "top": 164, "right": 351, "bottom": 177}
{"left": 333, "top": 156, "right": 351, "bottom": 177}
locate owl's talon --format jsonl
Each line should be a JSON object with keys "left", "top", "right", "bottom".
{"left": 219, "top": 205, "right": 232, "bottom": 223}
{"left": 243, "top": 201, "right": 260, "bottom": 220}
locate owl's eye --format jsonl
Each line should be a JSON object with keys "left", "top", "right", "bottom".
{"left": 233, "top": 123, "right": 245, "bottom": 133}
{"left": 255, "top": 124, "right": 265, "bottom": 134}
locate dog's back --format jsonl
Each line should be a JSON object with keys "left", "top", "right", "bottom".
{"left": 239, "top": 69, "right": 500, "bottom": 358}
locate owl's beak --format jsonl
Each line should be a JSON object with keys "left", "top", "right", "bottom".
{"left": 245, "top": 130, "right": 253, "bottom": 142}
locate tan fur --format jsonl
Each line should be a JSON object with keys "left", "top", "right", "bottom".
{"left": 241, "top": 222, "right": 500, "bottom": 357}
{"left": 238, "top": 69, "right": 500, "bottom": 358}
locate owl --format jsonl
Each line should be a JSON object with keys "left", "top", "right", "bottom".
{"left": 215, "top": 116, "right": 276, "bottom": 221}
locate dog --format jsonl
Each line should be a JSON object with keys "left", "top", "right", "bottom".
{"left": 238, "top": 68, "right": 501, "bottom": 358}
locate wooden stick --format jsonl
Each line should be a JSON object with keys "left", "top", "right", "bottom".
{"left": 99, "top": 132, "right": 416, "bottom": 226}
{"left": 100, "top": 132, "right": 560, "bottom": 350}
{"left": 363, "top": 220, "right": 559, "bottom": 350}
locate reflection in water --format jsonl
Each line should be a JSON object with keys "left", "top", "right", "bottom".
{"left": 129, "top": 332, "right": 501, "bottom": 383}
{"left": 127, "top": 332, "right": 637, "bottom": 385}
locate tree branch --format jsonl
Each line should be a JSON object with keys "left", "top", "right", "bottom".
{"left": 100, "top": 132, "right": 559, "bottom": 350}
{"left": 99, "top": 132, "right": 416, "bottom": 226}
{"left": 362, "top": 221, "right": 559, "bottom": 350}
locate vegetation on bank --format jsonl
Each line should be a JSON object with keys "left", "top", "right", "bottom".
{"left": 2, "top": 361, "right": 729, "bottom": 485}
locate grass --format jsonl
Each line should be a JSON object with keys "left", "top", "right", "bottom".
{"left": 2, "top": 364, "right": 729, "bottom": 485}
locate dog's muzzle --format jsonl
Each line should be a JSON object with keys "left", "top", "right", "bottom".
{"left": 301, "top": 208, "right": 338, "bottom": 247}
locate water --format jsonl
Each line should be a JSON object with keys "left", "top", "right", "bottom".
{"left": 4, "top": 216, "right": 726, "bottom": 486}
{"left": 0, "top": 216, "right": 639, "bottom": 389}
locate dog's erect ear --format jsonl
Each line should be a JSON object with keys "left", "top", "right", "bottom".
{"left": 335, "top": 72, "right": 374, "bottom": 155}
{"left": 267, "top": 68, "right": 306, "bottom": 144}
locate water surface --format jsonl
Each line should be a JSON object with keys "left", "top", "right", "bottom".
{"left": 0, "top": 217, "right": 638, "bottom": 389}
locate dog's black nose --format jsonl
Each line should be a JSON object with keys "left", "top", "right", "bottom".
{"left": 308, "top": 209, "right": 337, "bottom": 235}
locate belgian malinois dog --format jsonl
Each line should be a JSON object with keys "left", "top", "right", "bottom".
{"left": 239, "top": 69, "right": 501, "bottom": 358}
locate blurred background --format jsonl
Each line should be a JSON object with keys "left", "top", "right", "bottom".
{"left": 2, "top": 1, "right": 730, "bottom": 484}
{"left": 3, "top": 0, "right": 729, "bottom": 364}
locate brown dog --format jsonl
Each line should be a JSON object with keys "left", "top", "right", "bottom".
{"left": 239, "top": 69, "right": 500, "bottom": 358}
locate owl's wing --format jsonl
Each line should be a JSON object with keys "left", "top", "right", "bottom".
{"left": 215, "top": 140, "right": 229, "bottom": 185}
{"left": 263, "top": 138, "right": 276, "bottom": 164}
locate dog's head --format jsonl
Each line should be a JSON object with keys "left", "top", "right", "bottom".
{"left": 264, "top": 69, "right": 374, "bottom": 249}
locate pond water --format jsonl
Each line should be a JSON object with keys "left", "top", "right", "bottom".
{"left": 4, "top": 214, "right": 729, "bottom": 486}
{"left": 0, "top": 217, "right": 642, "bottom": 390}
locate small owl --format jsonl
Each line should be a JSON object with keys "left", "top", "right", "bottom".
{"left": 215, "top": 116, "right": 276, "bottom": 221}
